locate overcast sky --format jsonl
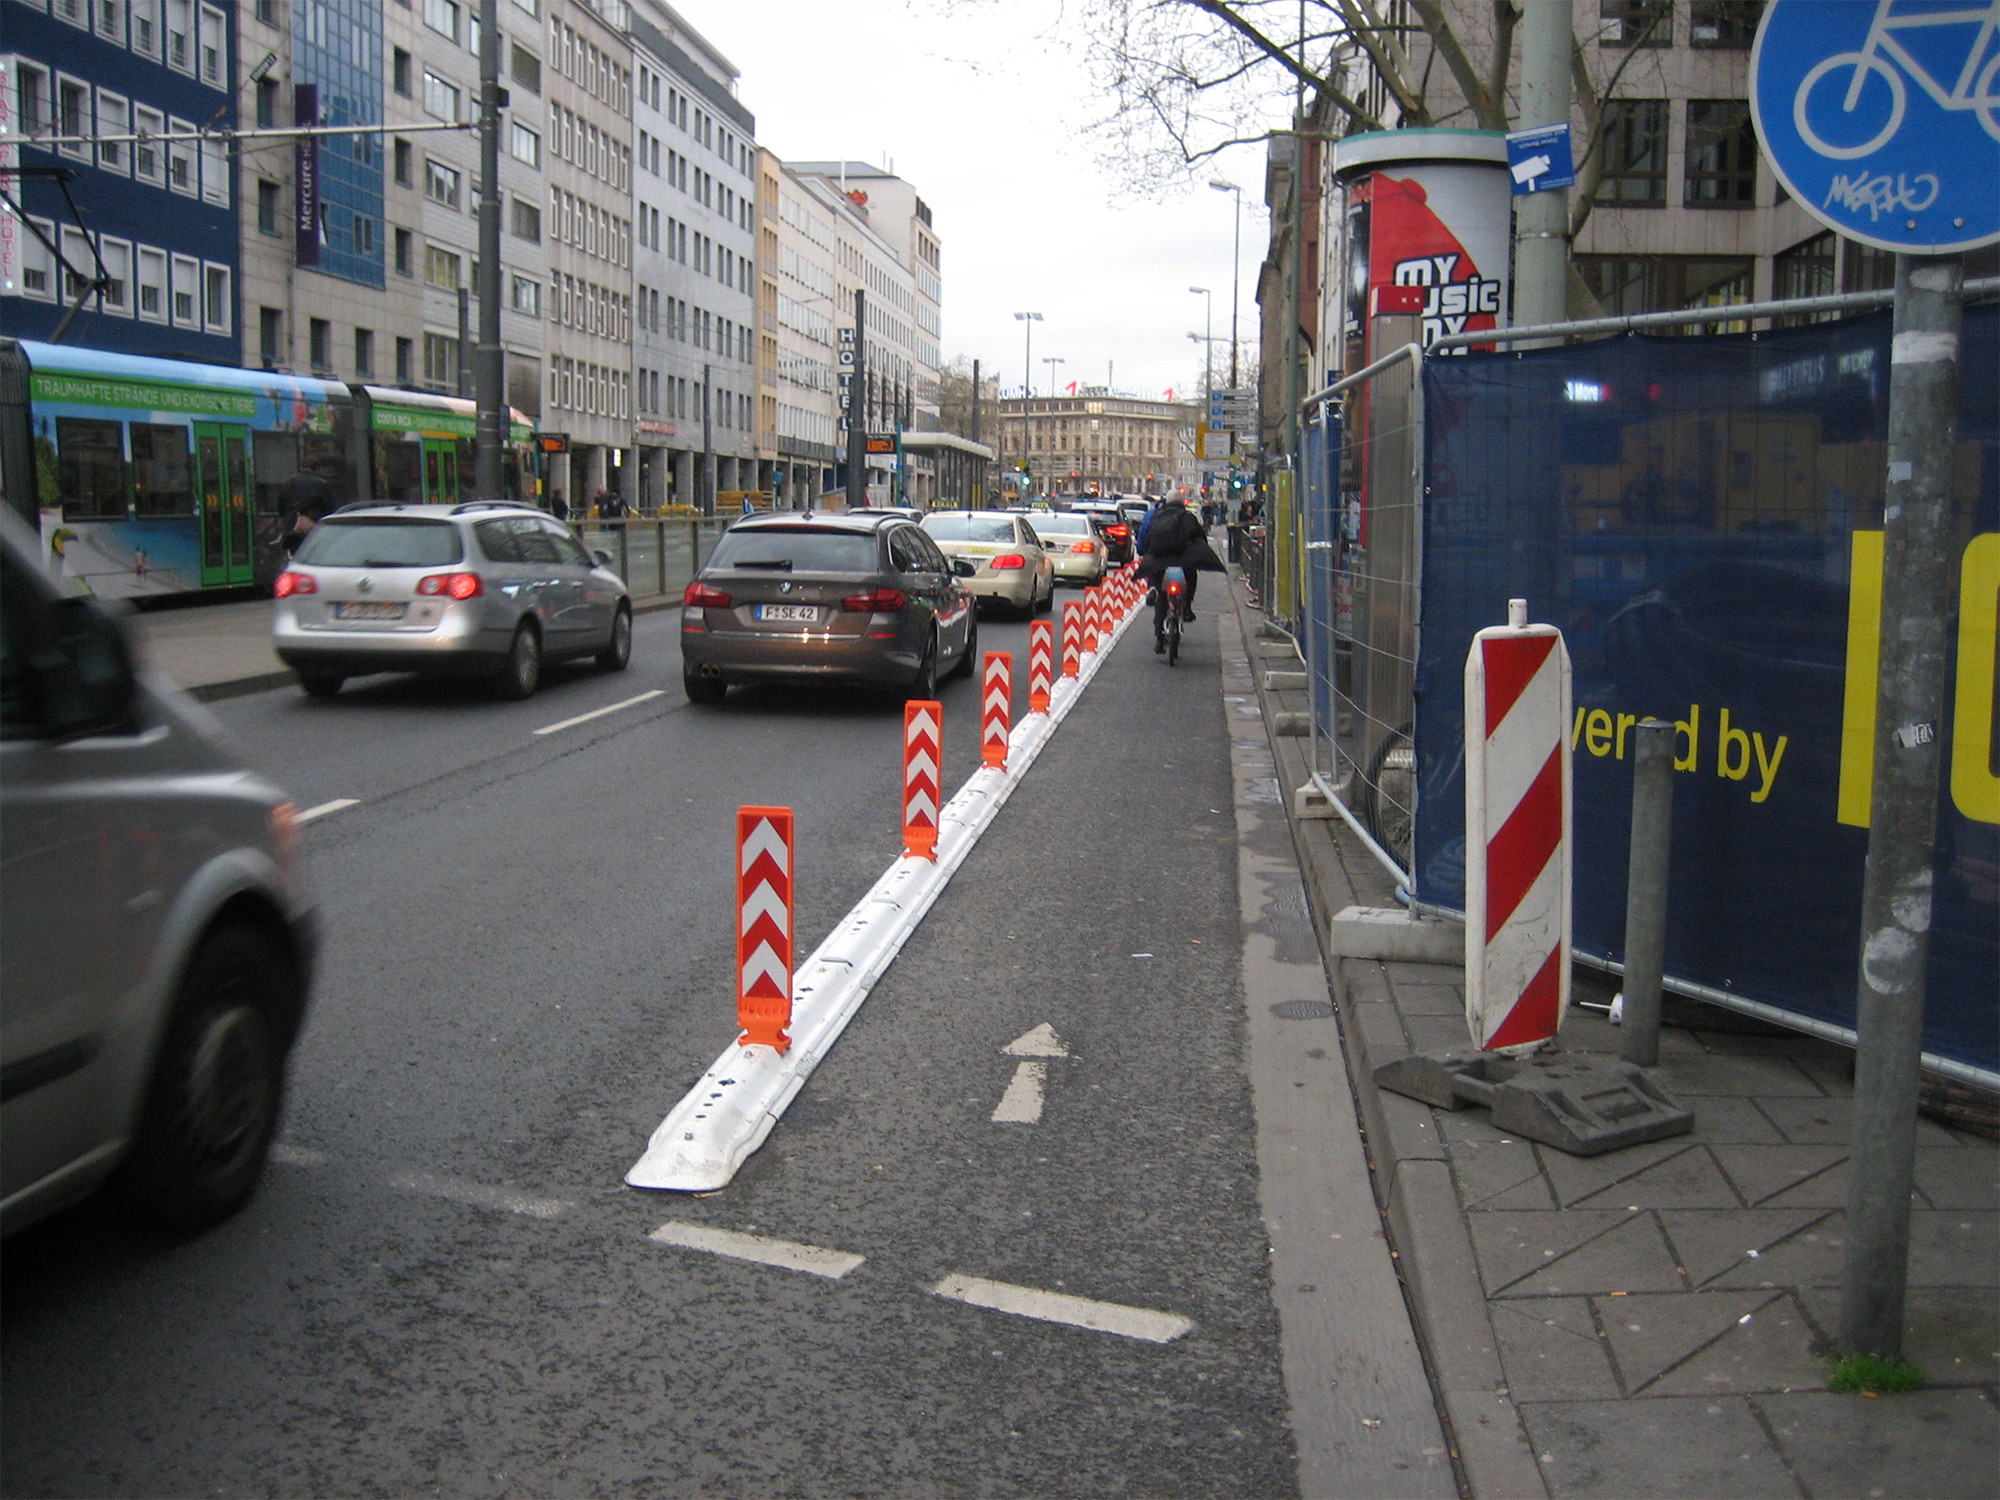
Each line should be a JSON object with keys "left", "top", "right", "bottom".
{"left": 673, "top": 0, "right": 1269, "bottom": 401}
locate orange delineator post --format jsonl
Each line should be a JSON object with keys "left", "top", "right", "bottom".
{"left": 1083, "top": 588, "right": 1101, "bottom": 653}
{"left": 1061, "top": 603, "right": 1082, "bottom": 678}
{"left": 903, "top": 700, "right": 943, "bottom": 860}
{"left": 981, "top": 652, "right": 1012, "bottom": 768}
{"left": 736, "top": 805, "right": 795, "bottom": 1053}
{"left": 1028, "top": 620, "right": 1054, "bottom": 713}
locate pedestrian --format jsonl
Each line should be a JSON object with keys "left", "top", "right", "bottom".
{"left": 278, "top": 464, "right": 335, "bottom": 553}
{"left": 740, "top": 492, "right": 755, "bottom": 517}
{"left": 549, "top": 489, "right": 569, "bottom": 522}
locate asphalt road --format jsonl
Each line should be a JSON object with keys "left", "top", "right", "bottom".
{"left": 0, "top": 597, "right": 1309, "bottom": 1498}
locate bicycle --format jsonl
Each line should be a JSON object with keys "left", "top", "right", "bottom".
{"left": 1792, "top": 0, "right": 2000, "bottom": 158}
{"left": 1155, "top": 565, "right": 1189, "bottom": 666}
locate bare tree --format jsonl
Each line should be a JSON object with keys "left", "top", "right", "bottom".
{"left": 936, "top": 355, "right": 1000, "bottom": 439}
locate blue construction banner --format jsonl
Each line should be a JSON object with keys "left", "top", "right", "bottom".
{"left": 1412, "top": 305, "right": 1999, "bottom": 1079}
{"left": 1303, "top": 404, "right": 1340, "bottom": 735}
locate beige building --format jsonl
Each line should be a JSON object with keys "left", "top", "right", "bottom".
{"left": 758, "top": 153, "right": 842, "bottom": 506}
{"left": 996, "top": 393, "right": 1197, "bottom": 501}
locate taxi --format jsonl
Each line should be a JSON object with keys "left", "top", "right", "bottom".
{"left": 920, "top": 510, "right": 1055, "bottom": 617}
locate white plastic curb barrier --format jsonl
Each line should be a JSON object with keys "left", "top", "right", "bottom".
{"left": 627, "top": 595, "right": 1143, "bottom": 1191}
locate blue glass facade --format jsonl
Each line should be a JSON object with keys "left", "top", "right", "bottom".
{"left": 3, "top": 0, "right": 241, "bottom": 361}
{"left": 296, "top": 0, "right": 385, "bottom": 287}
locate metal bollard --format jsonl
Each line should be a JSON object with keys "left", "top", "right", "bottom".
{"left": 1619, "top": 719, "right": 1675, "bottom": 1067}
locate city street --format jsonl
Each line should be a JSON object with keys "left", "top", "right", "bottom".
{"left": 0, "top": 604, "right": 1362, "bottom": 1498}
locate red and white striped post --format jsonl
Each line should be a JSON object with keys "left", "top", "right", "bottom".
{"left": 1061, "top": 603, "right": 1082, "bottom": 678}
{"left": 1028, "top": 620, "right": 1054, "bottom": 713}
{"left": 903, "top": 700, "right": 943, "bottom": 860}
{"left": 1083, "top": 587, "right": 1101, "bottom": 654}
{"left": 736, "top": 806, "right": 795, "bottom": 1054}
{"left": 1464, "top": 599, "right": 1572, "bottom": 1052}
{"left": 981, "top": 652, "right": 1012, "bottom": 768}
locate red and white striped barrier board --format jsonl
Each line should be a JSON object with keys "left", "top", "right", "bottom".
{"left": 1061, "top": 603, "right": 1082, "bottom": 678}
{"left": 1464, "top": 599, "right": 1572, "bottom": 1052}
{"left": 981, "top": 652, "right": 1012, "bottom": 768}
{"left": 1028, "top": 620, "right": 1054, "bottom": 713}
{"left": 1083, "top": 588, "right": 1101, "bottom": 654}
{"left": 903, "top": 700, "right": 943, "bottom": 860}
{"left": 736, "top": 806, "right": 795, "bottom": 1053}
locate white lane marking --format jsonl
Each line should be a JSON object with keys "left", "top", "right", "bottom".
{"left": 385, "top": 1168, "right": 572, "bottom": 1220}
{"left": 1002, "top": 1022, "right": 1069, "bottom": 1058}
{"left": 648, "top": 1221, "right": 865, "bottom": 1279}
{"left": 931, "top": 1274, "right": 1193, "bottom": 1343}
{"left": 991, "top": 1060, "right": 1048, "bottom": 1123}
{"left": 296, "top": 798, "right": 360, "bottom": 823}
{"left": 268, "top": 1142, "right": 329, "bottom": 1166}
{"left": 533, "top": 689, "right": 666, "bottom": 736}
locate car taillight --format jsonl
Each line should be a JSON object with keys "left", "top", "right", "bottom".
{"left": 274, "top": 570, "right": 316, "bottom": 597}
{"left": 841, "top": 586, "right": 906, "bottom": 613}
{"left": 684, "top": 581, "right": 733, "bottom": 609}
{"left": 417, "top": 571, "right": 484, "bottom": 599}
{"left": 1069, "top": 540, "right": 1096, "bottom": 554}
{"left": 1106, "top": 524, "right": 1130, "bottom": 540}
{"left": 990, "top": 553, "right": 1027, "bottom": 570}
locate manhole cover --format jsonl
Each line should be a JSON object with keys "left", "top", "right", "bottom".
{"left": 1270, "top": 1000, "right": 1336, "bottom": 1020}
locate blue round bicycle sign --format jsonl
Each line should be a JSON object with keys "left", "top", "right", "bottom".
{"left": 1751, "top": 0, "right": 2000, "bottom": 253}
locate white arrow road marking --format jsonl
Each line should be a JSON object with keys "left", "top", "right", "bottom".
{"left": 649, "top": 1222, "right": 864, "bottom": 1279}
{"left": 1003, "top": 1022, "right": 1069, "bottom": 1058}
{"left": 932, "top": 1274, "right": 1193, "bottom": 1343}
{"left": 296, "top": 798, "right": 360, "bottom": 823}
{"left": 991, "top": 1061, "right": 1047, "bottom": 1122}
{"left": 740, "top": 819, "right": 790, "bottom": 874}
{"left": 533, "top": 689, "right": 665, "bottom": 736}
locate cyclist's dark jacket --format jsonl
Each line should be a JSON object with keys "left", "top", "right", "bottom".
{"left": 1136, "top": 504, "right": 1222, "bottom": 579}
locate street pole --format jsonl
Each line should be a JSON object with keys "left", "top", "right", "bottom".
{"left": 1222, "top": 182, "right": 1243, "bottom": 389}
{"left": 970, "top": 358, "right": 981, "bottom": 444}
{"left": 1619, "top": 720, "right": 1675, "bottom": 1068}
{"left": 1840, "top": 252, "right": 1964, "bottom": 1361}
{"left": 845, "top": 289, "right": 868, "bottom": 509}
{"left": 457, "top": 287, "right": 471, "bottom": 398}
{"left": 1514, "top": 0, "right": 1573, "bottom": 340}
{"left": 473, "top": 0, "right": 505, "bottom": 497}
{"left": 701, "top": 361, "right": 714, "bottom": 515}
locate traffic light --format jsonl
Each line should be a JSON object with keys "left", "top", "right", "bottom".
{"left": 1229, "top": 473, "right": 1245, "bottom": 495}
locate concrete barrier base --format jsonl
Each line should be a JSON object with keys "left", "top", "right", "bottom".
{"left": 1328, "top": 905, "right": 1462, "bottom": 963}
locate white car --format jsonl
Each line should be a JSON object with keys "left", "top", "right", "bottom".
{"left": 920, "top": 511, "right": 1055, "bottom": 616}
{"left": 1024, "top": 511, "right": 1108, "bottom": 586}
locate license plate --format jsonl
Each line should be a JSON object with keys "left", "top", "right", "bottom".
{"left": 333, "top": 601, "right": 405, "bottom": 621}
{"left": 755, "top": 604, "right": 819, "bottom": 623}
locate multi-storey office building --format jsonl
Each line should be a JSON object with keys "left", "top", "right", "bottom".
{"left": 627, "top": 0, "right": 754, "bottom": 510}
{"left": 997, "top": 393, "right": 1195, "bottom": 500}
{"left": 4, "top": 0, "right": 241, "bottom": 362}
{"left": 758, "top": 151, "right": 840, "bottom": 507}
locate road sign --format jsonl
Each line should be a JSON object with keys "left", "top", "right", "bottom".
{"left": 1505, "top": 123, "right": 1575, "bottom": 195}
{"left": 1750, "top": 0, "right": 2000, "bottom": 254}
{"left": 535, "top": 432, "right": 570, "bottom": 454}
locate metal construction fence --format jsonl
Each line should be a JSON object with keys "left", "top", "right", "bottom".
{"left": 1275, "top": 282, "right": 1999, "bottom": 1086}
{"left": 570, "top": 515, "right": 738, "bottom": 599}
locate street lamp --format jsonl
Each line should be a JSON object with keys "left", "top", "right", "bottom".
{"left": 1209, "top": 179, "right": 1243, "bottom": 390}
{"left": 1189, "top": 286, "right": 1213, "bottom": 403}
{"left": 1042, "top": 357, "right": 1066, "bottom": 495}
{"left": 1013, "top": 311, "right": 1043, "bottom": 398}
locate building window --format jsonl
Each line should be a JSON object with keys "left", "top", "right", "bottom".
{"left": 56, "top": 77, "right": 90, "bottom": 161}
{"left": 260, "top": 307, "right": 282, "bottom": 365}
{"left": 510, "top": 122, "right": 540, "bottom": 167}
{"left": 310, "top": 317, "right": 331, "bottom": 370}
{"left": 423, "top": 72, "right": 462, "bottom": 123}
{"left": 254, "top": 0, "right": 279, "bottom": 23}
{"left": 131, "top": 0, "right": 160, "bottom": 56}
{"left": 17, "top": 217, "right": 56, "bottom": 301}
{"left": 424, "top": 333, "right": 457, "bottom": 387}
{"left": 167, "top": 116, "right": 196, "bottom": 195}
{"left": 1595, "top": 99, "right": 1668, "bottom": 206}
{"left": 425, "top": 158, "right": 462, "bottom": 210}
{"left": 170, "top": 252, "right": 200, "bottom": 326}
{"left": 1685, "top": 99, "right": 1757, "bottom": 206}
{"left": 203, "top": 263, "right": 230, "bottom": 334}
{"left": 135, "top": 244, "right": 166, "bottom": 318}
{"left": 1599, "top": 0, "right": 1671, "bottom": 45}
{"left": 510, "top": 43, "right": 540, "bottom": 94}
{"left": 1773, "top": 230, "right": 1837, "bottom": 325}
{"left": 133, "top": 105, "right": 165, "bottom": 184}
{"left": 96, "top": 0, "right": 125, "bottom": 42}
{"left": 511, "top": 199, "right": 541, "bottom": 242}
{"left": 396, "top": 336, "right": 414, "bottom": 383}
{"left": 200, "top": 136, "right": 229, "bottom": 206}
{"left": 98, "top": 237, "right": 132, "bottom": 315}
{"left": 258, "top": 179, "right": 280, "bottom": 234}
{"left": 165, "top": 0, "right": 192, "bottom": 70}
{"left": 394, "top": 227, "right": 413, "bottom": 275}
{"left": 197, "top": 4, "right": 226, "bottom": 87}
{"left": 393, "top": 48, "right": 412, "bottom": 96}
{"left": 425, "top": 245, "right": 462, "bottom": 290}
{"left": 95, "top": 91, "right": 130, "bottom": 174}
{"left": 53, "top": 0, "right": 87, "bottom": 26}
{"left": 394, "top": 138, "right": 413, "bottom": 186}
{"left": 353, "top": 214, "right": 374, "bottom": 254}
{"left": 256, "top": 76, "right": 279, "bottom": 128}
{"left": 1690, "top": 0, "right": 1758, "bottom": 46}
{"left": 354, "top": 328, "right": 374, "bottom": 378}
{"left": 1577, "top": 255, "right": 1754, "bottom": 327}
{"left": 423, "top": 0, "right": 459, "bottom": 43}
{"left": 511, "top": 275, "right": 540, "bottom": 316}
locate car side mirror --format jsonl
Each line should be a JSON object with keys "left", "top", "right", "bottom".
{"left": 594, "top": 549, "right": 613, "bottom": 567}
{"left": 41, "top": 597, "right": 139, "bottom": 741}
{"left": 951, "top": 558, "right": 978, "bottom": 578}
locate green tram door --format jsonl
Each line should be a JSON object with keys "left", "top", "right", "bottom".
{"left": 193, "top": 422, "right": 255, "bottom": 587}
{"left": 422, "top": 437, "right": 461, "bottom": 504}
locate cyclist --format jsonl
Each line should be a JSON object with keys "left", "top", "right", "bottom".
{"left": 1136, "top": 495, "right": 1214, "bottom": 651}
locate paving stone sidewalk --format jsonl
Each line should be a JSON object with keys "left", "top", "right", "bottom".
{"left": 1225, "top": 573, "right": 2000, "bottom": 1500}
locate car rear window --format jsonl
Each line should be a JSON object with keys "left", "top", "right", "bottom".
{"left": 923, "top": 515, "right": 1017, "bottom": 544}
{"left": 1034, "top": 514, "right": 1092, "bottom": 535}
{"left": 295, "top": 518, "right": 463, "bottom": 567}
{"left": 707, "top": 527, "right": 878, "bottom": 573}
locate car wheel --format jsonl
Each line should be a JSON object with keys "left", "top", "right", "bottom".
{"left": 596, "top": 604, "right": 633, "bottom": 671}
{"left": 1036, "top": 576, "right": 1054, "bottom": 614}
{"left": 684, "top": 668, "right": 727, "bottom": 705}
{"left": 950, "top": 612, "right": 978, "bottom": 679}
{"left": 298, "top": 672, "right": 343, "bottom": 699}
{"left": 905, "top": 630, "right": 940, "bottom": 701}
{"left": 119, "top": 924, "right": 291, "bottom": 1233}
{"left": 496, "top": 622, "right": 541, "bottom": 700}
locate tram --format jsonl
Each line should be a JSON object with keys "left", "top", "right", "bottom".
{"left": 0, "top": 339, "right": 536, "bottom": 599}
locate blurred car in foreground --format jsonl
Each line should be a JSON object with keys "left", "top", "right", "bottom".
{"left": 2, "top": 511, "right": 316, "bottom": 1236}
{"left": 272, "top": 502, "right": 632, "bottom": 700}
{"left": 1024, "top": 511, "right": 1107, "bottom": 586}
{"left": 921, "top": 511, "right": 1055, "bottom": 617}
{"left": 680, "top": 512, "right": 979, "bottom": 703}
